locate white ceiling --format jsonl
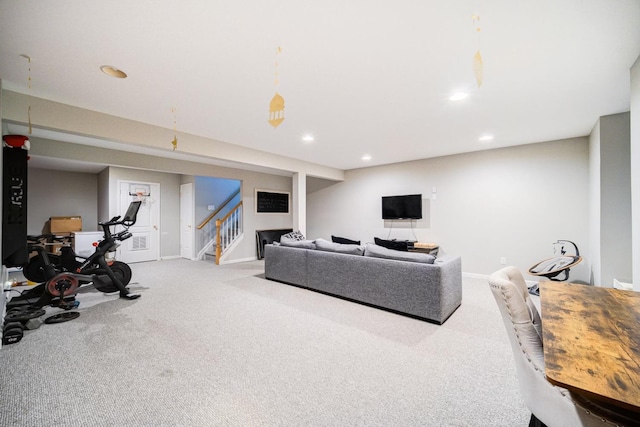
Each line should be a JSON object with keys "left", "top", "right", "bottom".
{"left": 1, "top": 0, "right": 639, "bottom": 171}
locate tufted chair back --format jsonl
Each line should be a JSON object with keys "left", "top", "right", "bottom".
{"left": 489, "top": 266, "right": 639, "bottom": 427}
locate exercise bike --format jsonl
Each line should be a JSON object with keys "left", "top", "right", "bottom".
{"left": 7, "top": 201, "right": 143, "bottom": 312}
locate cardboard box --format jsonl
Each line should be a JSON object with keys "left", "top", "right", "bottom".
{"left": 49, "top": 216, "right": 82, "bottom": 233}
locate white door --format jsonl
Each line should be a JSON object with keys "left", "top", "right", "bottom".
{"left": 118, "top": 181, "right": 160, "bottom": 263}
{"left": 180, "top": 183, "right": 195, "bottom": 259}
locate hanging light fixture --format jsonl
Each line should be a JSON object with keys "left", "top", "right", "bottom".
{"left": 268, "top": 47, "right": 285, "bottom": 128}
{"left": 171, "top": 107, "right": 178, "bottom": 151}
{"left": 472, "top": 15, "right": 483, "bottom": 88}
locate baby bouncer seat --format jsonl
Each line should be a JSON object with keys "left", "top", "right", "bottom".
{"left": 527, "top": 240, "right": 582, "bottom": 295}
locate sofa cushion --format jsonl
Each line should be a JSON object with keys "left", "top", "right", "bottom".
{"left": 331, "top": 235, "right": 361, "bottom": 245}
{"left": 280, "top": 237, "right": 316, "bottom": 249}
{"left": 315, "top": 238, "right": 364, "bottom": 256}
{"left": 374, "top": 237, "right": 409, "bottom": 251}
{"left": 364, "top": 243, "right": 435, "bottom": 264}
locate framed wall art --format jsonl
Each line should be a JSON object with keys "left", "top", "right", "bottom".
{"left": 255, "top": 189, "right": 290, "bottom": 214}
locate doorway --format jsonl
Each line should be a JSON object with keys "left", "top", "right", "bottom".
{"left": 117, "top": 181, "right": 160, "bottom": 263}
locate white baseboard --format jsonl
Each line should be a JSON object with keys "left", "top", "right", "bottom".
{"left": 219, "top": 256, "right": 258, "bottom": 265}
{"left": 159, "top": 255, "right": 182, "bottom": 260}
{"left": 462, "top": 272, "right": 488, "bottom": 280}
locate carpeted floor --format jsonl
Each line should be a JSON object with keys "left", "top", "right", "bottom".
{"left": 1, "top": 259, "right": 530, "bottom": 426}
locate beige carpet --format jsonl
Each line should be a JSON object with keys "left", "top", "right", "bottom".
{"left": 1, "top": 259, "right": 529, "bottom": 426}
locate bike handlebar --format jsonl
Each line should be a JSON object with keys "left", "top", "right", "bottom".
{"left": 114, "top": 231, "right": 132, "bottom": 241}
{"left": 100, "top": 215, "right": 122, "bottom": 227}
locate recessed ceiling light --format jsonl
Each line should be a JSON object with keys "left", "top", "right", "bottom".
{"left": 479, "top": 134, "right": 494, "bottom": 142}
{"left": 362, "top": 154, "right": 372, "bottom": 161}
{"left": 449, "top": 92, "right": 468, "bottom": 101}
{"left": 100, "top": 65, "right": 127, "bottom": 79}
{"left": 302, "top": 134, "right": 314, "bottom": 142}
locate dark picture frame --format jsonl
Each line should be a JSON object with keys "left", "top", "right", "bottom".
{"left": 255, "top": 189, "right": 290, "bottom": 214}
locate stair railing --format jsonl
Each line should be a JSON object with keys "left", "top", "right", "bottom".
{"left": 197, "top": 188, "right": 241, "bottom": 231}
{"left": 215, "top": 201, "right": 243, "bottom": 264}
{"left": 196, "top": 188, "right": 241, "bottom": 261}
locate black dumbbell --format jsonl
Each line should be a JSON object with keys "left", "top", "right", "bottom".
{"left": 2, "top": 321, "right": 24, "bottom": 345}
{"left": 3, "top": 321, "right": 22, "bottom": 332}
{"left": 5, "top": 307, "right": 46, "bottom": 323}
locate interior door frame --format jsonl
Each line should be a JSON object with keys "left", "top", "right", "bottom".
{"left": 180, "top": 182, "right": 195, "bottom": 259}
{"left": 117, "top": 180, "right": 160, "bottom": 263}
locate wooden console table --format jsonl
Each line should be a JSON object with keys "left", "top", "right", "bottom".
{"left": 540, "top": 281, "right": 640, "bottom": 413}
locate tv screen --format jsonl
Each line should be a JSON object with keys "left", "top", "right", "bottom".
{"left": 382, "top": 194, "right": 422, "bottom": 220}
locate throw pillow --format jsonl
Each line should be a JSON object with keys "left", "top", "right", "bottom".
{"left": 374, "top": 237, "right": 409, "bottom": 251}
{"left": 280, "top": 238, "right": 316, "bottom": 249}
{"left": 331, "top": 235, "right": 361, "bottom": 245}
{"left": 364, "top": 243, "right": 435, "bottom": 264}
{"left": 315, "top": 238, "right": 365, "bottom": 256}
{"left": 281, "top": 230, "right": 305, "bottom": 241}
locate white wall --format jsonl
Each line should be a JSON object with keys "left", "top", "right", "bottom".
{"left": 588, "top": 120, "right": 601, "bottom": 285}
{"left": 598, "top": 113, "right": 632, "bottom": 287}
{"left": 230, "top": 173, "right": 292, "bottom": 262}
{"left": 631, "top": 54, "right": 640, "bottom": 291}
{"left": 308, "top": 138, "right": 591, "bottom": 282}
{"left": 27, "top": 137, "right": 294, "bottom": 261}
{"left": 98, "top": 167, "right": 110, "bottom": 228}
{"left": 27, "top": 168, "right": 100, "bottom": 234}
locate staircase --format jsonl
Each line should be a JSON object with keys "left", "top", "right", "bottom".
{"left": 196, "top": 190, "right": 243, "bottom": 265}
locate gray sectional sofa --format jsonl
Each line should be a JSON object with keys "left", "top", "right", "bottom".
{"left": 264, "top": 240, "right": 462, "bottom": 324}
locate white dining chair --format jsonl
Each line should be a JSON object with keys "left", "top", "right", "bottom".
{"left": 489, "top": 266, "right": 639, "bottom": 427}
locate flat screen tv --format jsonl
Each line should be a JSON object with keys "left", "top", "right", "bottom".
{"left": 381, "top": 194, "right": 422, "bottom": 220}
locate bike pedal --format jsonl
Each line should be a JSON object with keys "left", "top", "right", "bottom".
{"left": 60, "top": 300, "right": 80, "bottom": 310}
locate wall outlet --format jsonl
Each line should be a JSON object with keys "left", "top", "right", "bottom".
{"left": 500, "top": 257, "right": 507, "bottom": 265}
